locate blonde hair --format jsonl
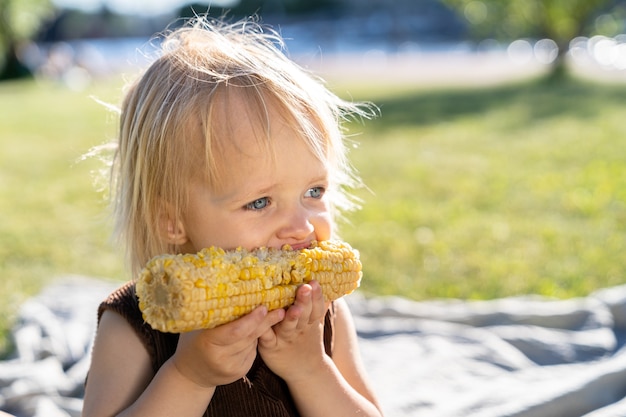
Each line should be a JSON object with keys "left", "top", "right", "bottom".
{"left": 111, "top": 17, "right": 375, "bottom": 275}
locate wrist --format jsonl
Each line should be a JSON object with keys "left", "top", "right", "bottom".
{"left": 138, "top": 359, "right": 216, "bottom": 415}
{"left": 165, "top": 357, "right": 219, "bottom": 393}
{"left": 283, "top": 354, "right": 334, "bottom": 387}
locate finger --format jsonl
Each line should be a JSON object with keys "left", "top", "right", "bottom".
{"left": 293, "top": 284, "right": 314, "bottom": 329}
{"left": 246, "top": 305, "right": 287, "bottom": 336}
{"left": 257, "top": 324, "right": 277, "bottom": 347}
{"left": 212, "top": 306, "right": 270, "bottom": 345}
{"left": 274, "top": 303, "right": 302, "bottom": 336}
{"left": 262, "top": 308, "right": 286, "bottom": 330}
{"left": 246, "top": 307, "right": 285, "bottom": 346}
{"left": 308, "top": 281, "right": 326, "bottom": 324}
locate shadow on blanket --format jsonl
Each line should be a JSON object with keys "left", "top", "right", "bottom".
{"left": 2, "top": 276, "right": 626, "bottom": 417}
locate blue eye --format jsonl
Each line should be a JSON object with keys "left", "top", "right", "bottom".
{"left": 306, "top": 187, "right": 325, "bottom": 199}
{"left": 245, "top": 197, "right": 270, "bottom": 210}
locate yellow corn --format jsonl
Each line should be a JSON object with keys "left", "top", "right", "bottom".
{"left": 136, "top": 240, "right": 362, "bottom": 333}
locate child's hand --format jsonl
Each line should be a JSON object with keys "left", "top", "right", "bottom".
{"left": 172, "top": 305, "right": 285, "bottom": 388}
{"left": 257, "top": 281, "right": 328, "bottom": 381}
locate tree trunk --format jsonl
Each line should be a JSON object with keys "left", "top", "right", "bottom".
{"left": 0, "top": 45, "right": 32, "bottom": 81}
{"left": 543, "top": 43, "right": 569, "bottom": 84}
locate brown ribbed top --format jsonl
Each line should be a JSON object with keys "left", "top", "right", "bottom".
{"left": 97, "top": 281, "right": 335, "bottom": 417}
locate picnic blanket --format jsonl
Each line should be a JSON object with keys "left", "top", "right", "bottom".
{"left": 2, "top": 276, "right": 626, "bottom": 417}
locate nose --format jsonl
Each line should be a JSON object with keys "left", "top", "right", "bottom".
{"left": 276, "top": 204, "right": 315, "bottom": 242}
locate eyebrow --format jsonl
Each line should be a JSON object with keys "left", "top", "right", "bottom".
{"left": 209, "top": 181, "right": 273, "bottom": 206}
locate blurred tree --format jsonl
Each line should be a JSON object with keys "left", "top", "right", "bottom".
{"left": 0, "top": 0, "right": 55, "bottom": 80}
{"left": 442, "top": 0, "right": 626, "bottom": 78}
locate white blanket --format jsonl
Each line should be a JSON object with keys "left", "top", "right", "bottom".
{"left": 2, "top": 276, "right": 626, "bottom": 417}
{"left": 349, "top": 287, "right": 626, "bottom": 417}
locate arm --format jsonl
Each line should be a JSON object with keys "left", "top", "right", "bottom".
{"left": 83, "top": 306, "right": 285, "bottom": 417}
{"left": 258, "top": 283, "right": 384, "bottom": 417}
{"left": 82, "top": 310, "right": 214, "bottom": 417}
{"left": 329, "top": 297, "right": 383, "bottom": 413}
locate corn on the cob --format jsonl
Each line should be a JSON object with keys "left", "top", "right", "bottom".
{"left": 136, "top": 240, "right": 362, "bottom": 333}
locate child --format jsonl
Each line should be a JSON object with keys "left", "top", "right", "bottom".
{"left": 82, "top": 16, "right": 383, "bottom": 417}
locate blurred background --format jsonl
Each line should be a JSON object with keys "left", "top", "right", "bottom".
{"left": 4, "top": 0, "right": 626, "bottom": 84}
{"left": 2, "top": 0, "right": 626, "bottom": 354}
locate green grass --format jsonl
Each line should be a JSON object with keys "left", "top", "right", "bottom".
{"left": 0, "top": 78, "right": 128, "bottom": 355}
{"left": 337, "top": 76, "right": 626, "bottom": 301}
{"left": 2, "top": 73, "right": 626, "bottom": 355}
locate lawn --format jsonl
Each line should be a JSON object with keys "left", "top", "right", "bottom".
{"left": 1, "top": 73, "right": 626, "bottom": 355}
{"left": 339, "top": 76, "right": 626, "bottom": 300}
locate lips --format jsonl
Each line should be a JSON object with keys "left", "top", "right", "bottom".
{"left": 286, "top": 241, "right": 313, "bottom": 251}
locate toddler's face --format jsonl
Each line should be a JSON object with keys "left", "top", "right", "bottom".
{"left": 179, "top": 98, "right": 332, "bottom": 253}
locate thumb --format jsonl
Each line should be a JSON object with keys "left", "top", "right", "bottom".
{"left": 257, "top": 308, "right": 285, "bottom": 345}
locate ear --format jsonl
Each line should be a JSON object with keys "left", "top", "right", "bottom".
{"left": 160, "top": 213, "right": 189, "bottom": 246}
{"left": 167, "top": 218, "right": 188, "bottom": 245}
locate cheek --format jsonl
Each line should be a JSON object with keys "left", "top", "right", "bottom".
{"left": 314, "top": 212, "right": 333, "bottom": 241}
{"left": 207, "top": 220, "right": 270, "bottom": 252}
{"left": 182, "top": 209, "right": 237, "bottom": 251}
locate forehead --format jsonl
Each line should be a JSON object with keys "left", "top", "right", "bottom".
{"left": 212, "top": 86, "right": 276, "bottom": 154}
{"left": 205, "top": 89, "right": 327, "bottom": 198}
{"left": 202, "top": 85, "right": 326, "bottom": 182}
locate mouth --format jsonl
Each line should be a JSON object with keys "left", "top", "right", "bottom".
{"left": 285, "top": 241, "right": 313, "bottom": 251}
